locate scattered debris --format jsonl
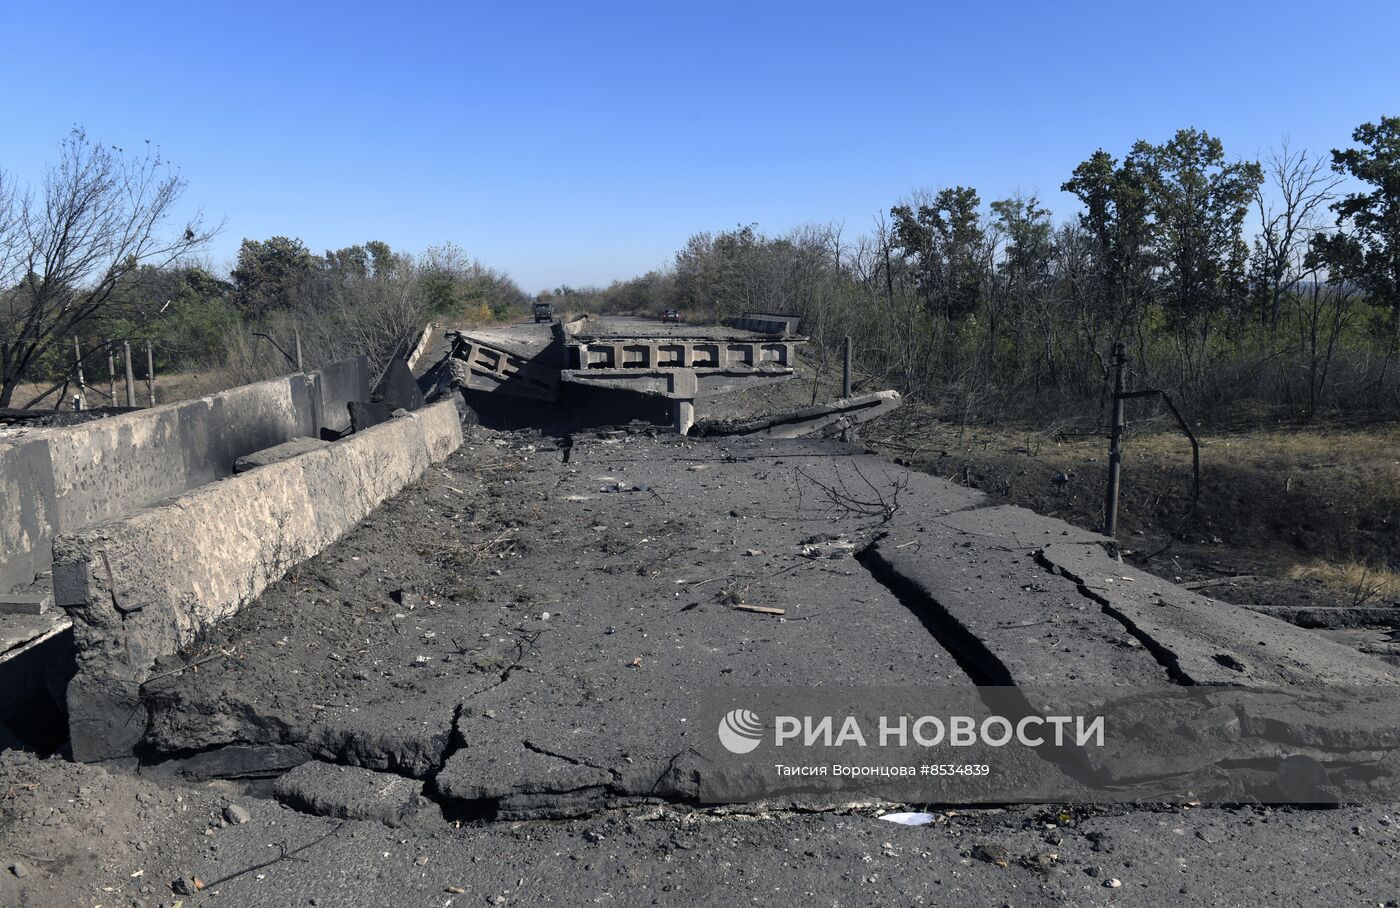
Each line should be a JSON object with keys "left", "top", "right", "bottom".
{"left": 879, "top": 812, "right": 937, "bottom": 826}
{"left": 1181, "top": 576, "right": 1260, "bottom": 590}
{"left": 731, "top": 604, "right": 785, "bottom": 616}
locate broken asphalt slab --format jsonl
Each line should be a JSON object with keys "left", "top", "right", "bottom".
{"left": 11, "top": 424, "right": 1400, "bottom": 904}
{"left": 138, "top": 431, "right": 1010, "bottom": 817}
{"left": 118, "top": 428, "right": 1400, "bottom": 824}
{"left": 273, "top": 760, "right": 431, "bottom": 827}
{"left": 1038, "top": 542, "right": 1400, "bottom": 686}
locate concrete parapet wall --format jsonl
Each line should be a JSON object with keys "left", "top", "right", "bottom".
{"left": 0, "top": 357, "right": 368, "bottom": 594}
{"left": 726, "top": 313, "right": 801, "bottom": 335}
{"left": 44, "top": 372, "right": 319, "bottom": 532}
{"left": 53, "top": 399, "right": 463, "bottom": 762}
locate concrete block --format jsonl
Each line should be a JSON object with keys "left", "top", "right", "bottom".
{"left": 233, "top": 437, "right": 330, "bottom": 473}
{"left": 0, "top": 591, "right": 52, "bottom": 615}
{"left": 349, "top": 400, "right": 393, "bottom": 432}
{"left": 54, "top": 400, "right": 464, "bottom": 762}
{"left": 313, "top": 355, "right": 370, "bottom": 434}
{"left": 0, "top": 438, "right": 58, "bottom": 592}
{"left": 1, "top": 360, "right": 363, "bottom": 622}
{"left": 405, "top": 323, "right": 437, "bottom": 372}
{"left": 373, "top": 356, "right": 425, "bottom": 412}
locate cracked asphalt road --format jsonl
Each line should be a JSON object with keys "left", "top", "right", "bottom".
{"left": 6, "top": 425, "right": 1400, "bottom": 906}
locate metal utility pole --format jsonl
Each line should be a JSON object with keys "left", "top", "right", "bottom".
{"left": 294, "top": 328, "right": 304, "bottom": 372}
{"left": 73, "top": 336, "right": 88, "bottom": 410}
{"left": 1101, "top": 342, "right": 1201, "bottom": 539}
{"left": 123, "top": 340, "right": 137, "bottom": 408}
{"left": 842, "top": 336, "right": 853, "bottom": 399}
{"left": 107, "top": 342, "right": 117, "bottom": 403}
{"left": 1103, "top": 343, "right": 1127, "bottom": 538}
{"left": 145, "top": 340, "right": 156, "bottom": 407}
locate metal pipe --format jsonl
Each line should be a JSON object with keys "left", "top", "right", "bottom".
{"left": 1103, "top": 342, "right": 1126, "bottom": 537}
{"left": 842, "top": 335, "right": 852, "bottom": 398}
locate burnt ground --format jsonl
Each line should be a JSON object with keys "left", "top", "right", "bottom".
{"left": 5, "top": 417, "right": 1400, "bottom": 905}
{"left": 6, "top": 748, "right": 1400, "bottom": 908}
{"left": 863, "top": 403, "right": 1400, "bottom": 614}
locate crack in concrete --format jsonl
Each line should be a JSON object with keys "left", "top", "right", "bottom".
{"left": 850, "top": 536, "right": 1181, "bottom": 793}
{"left": 520, "top": 739, "right": 618, "bottom": 778}
{"left": 460, "top": 627, "right": 545, "bottom": 702}
{"left": 854, "top": 537, "right": 1013, "bottom": 686}
{"left": 1033, "top": 549, "right": 1191, "bottom": 686}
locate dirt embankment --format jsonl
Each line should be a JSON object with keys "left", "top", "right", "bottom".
{"left": 865, "top": 403, "right": 1400, "bottom": 613}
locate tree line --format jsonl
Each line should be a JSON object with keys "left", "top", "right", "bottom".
{"left": 6, "top": 120, "right": 1399, "bottom": 423}
{"left": 549, "top": 119, "right": 1400, "bottom": 423}
{"left": 0, "top": 129, "right": 527, "bottom": 408}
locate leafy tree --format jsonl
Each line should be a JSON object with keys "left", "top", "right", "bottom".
{"left": 323, "top": 244, "right": 369, "bottom": 277}
{"left": 230, "top": 236, "right": 315, "bottom": 317}
{"left": 95, "top": 265, "right": 239, "bottom": 370}
{"left": 1312, "top": 116, "right": 1400, "bottom": 345}
{"left": 989, "top": 194, "right": 1057, "bottom": 380}
{"left": 889, "top": 187, "right": 984, "bottom": 321}
{"left": 365, "top": 240, "right": 399, "bottom": 277}
{"left": 1131, "top": 128, "right": 1261, "bottom": 331}
{"left": 1062, "top": 147, "right": 1154, "bottom": 355}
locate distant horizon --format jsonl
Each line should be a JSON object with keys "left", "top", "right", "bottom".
{"left": 3, "top": 0, "right": 1398, "bottom": 294}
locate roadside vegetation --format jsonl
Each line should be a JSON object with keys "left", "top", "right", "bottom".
{"left": 862, "top": 402, "right": 1400, "bottom": 606}
{"left": 0, "top": 130, "right": 528, "bottom": 410}
{"left": 551, "top": 121, "right": 1400, "bottom": 432}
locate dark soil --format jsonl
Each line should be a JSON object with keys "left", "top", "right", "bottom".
{"left": 865, "top": 403, "right": 1400, "bottom": 616}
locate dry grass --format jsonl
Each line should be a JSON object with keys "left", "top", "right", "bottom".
{"left": 868, "top": 401, "right": 1400, "bottom": 568}
{"left": 1286, "top": 560, "right": 1400, "bottom": 607}
{"left": 9, "top": 366, "right": 249, "bottom": 410}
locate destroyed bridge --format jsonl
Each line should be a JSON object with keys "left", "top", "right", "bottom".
{"left": 2, "top": 312, "right": 1399, "bottom": 906}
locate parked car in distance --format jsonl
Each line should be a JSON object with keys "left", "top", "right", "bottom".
{"left": 661, "top": 308, "right": 681, "bottom": 323}
{"left": 533, "top": 301, "right": 554, "bottom": 323}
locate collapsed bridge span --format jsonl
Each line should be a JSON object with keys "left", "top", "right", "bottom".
{"left": 440, "top": 314, "right": 816, "bottom": 434}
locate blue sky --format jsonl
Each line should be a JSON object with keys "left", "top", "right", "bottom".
{"left": 2, "top": 0, "right": 1397, "bottom": 292}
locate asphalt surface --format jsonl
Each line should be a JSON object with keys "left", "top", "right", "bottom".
{"left": 6, "top": 420, "right": 1400, "bottom": 905}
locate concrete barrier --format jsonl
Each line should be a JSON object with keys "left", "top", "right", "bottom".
{"left": 44, "top": 372, "right": 319, "bottom": 532}
{"left": 405, "top": 322, "right": 438, "bottom": 372}
{"left": 53, "top": 399, "right": 464, "bottom": 762}
{"left": 0, "top": 357, "right": 369, "bottom": 595}
{"left": 0, "top": 439, "right": 58, "bottom": 594}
